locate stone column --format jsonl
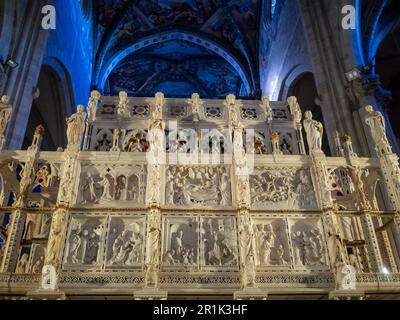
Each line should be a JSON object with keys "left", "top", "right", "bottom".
{"left": 42, "top": 149, "right": 79, "bottom": 285}
{"left": 134, "top": 93, "right": 167, "bottom": 300}
{"left": 309, "top": 152, "right": 349, "bottom": 288}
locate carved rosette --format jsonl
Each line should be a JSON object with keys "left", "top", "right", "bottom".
{"left": 144, "top": 208, "right": 162, "bottom": 288}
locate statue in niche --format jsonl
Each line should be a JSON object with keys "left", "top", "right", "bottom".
{"left": 0, "top": 95, "right": 12, "bottom": 140}
{"left": 254, "top": 135, "right": 267, "bottom": 154}
{"left": 98, "top": 174, "right": 113, "bottom": 200}
{"left": 303, "top": 111, "right": 323, "bottom": 153}
{"left": 66, "top": 105, "right": 86, "bottom": 148}
{"left": 32, "top": 256, "right": 44, "bottom": 273}
{"left": 148, "top": 118, "right": 165, "bottom": 158}
{"left": 85, "top": 232, "right": 100, "bottom": 264}
{"left": 78, "top": 229, "right": 90, "bottom": 263}
{"left": 365, "top": 105, "right": 392, "bottom": 154}
{"left": 82, "top": 173, "right": 97, "bottom": 203}
{"left": 46, "top": 211, "right": 66, "bottom": 266}
{"left": 117, "top": 91, "right": 130, "bottom": 117}
{"left": 287, "top": 96, "right": 302, "bottom": 123}
{"left": 15, "top": 253, "right": 29, "bottom": 273}
{"left": 87, "top": 90, "right": 101, "bottom": 123}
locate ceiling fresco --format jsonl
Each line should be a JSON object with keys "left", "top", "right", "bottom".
{"left": 106, "top": 40, "right": 243, "bottom": 98}
{"left": 93, "top": 0, "right": 262, "bottom": 98}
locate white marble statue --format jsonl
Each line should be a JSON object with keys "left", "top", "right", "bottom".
{"left": 287, "top": 96, "right": 302, "bottom": 124}
{"left": 15, "top": 253, "right": 29, "bottom": 273}
{"left": 87, "top": 90, "right": 101, "bottom": 123}
{"left": 303, "top": 111, "right": 323, "bottom": 153}
{"left": 260, "top": 96, "right": 272, "bottom": 123}
{"left": 117, "top": 91, "right": 130, "bottom": 117}
{"left": 66, "top": 105, "right": 86, "bottom": 148}
{"left": 365, "top": 105, "right": 392, "bottom": 154}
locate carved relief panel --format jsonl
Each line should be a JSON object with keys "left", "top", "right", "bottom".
{"left": 165, "top": 166, "right": 232, "bottom": 208}
{"left": 63, "top": 215, "right": 107, "bottom": 270}
{"left": 200, "top": 216, "right": 238, "bottom": 270}
{"left": 105, "top": 216, "right": 145, "bottom": 269}
{"left": 162, "top": 216, "right": 198, "bottom": 271}
{"left": 288, "top": 218, "right": 328, "bottom": 270}
{"left": 250, "top": 167, "right": 317, "bottom": 210}
{"left": 252, "top": 218, "right": 291, "bottom": 270}
{"left": 76, "top": 164, "right": 146, "bottom": 207}
{"left": 62, "top": 213, "right": 146, "bottom": 271}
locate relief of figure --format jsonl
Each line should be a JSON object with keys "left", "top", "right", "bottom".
{"left": 0, "top": 95, "right": 12, "bottom": 140}
{"left": 276, "top": 244, "right": 287, "bottom": 265}
{"left": 292, "top": 231, "right": 306, "bottom": 266}
{"left": 82, "top": 173, "right": 97, "bottom": 203}
{"left": 87, "top": 90, "right": 101, "bottom": 123}
{"left": 303, "top": 111, "right": 323, "bottom": 153}
{"left": 98, "top": 175, "right": 113, "bottom": 200}
{"left": 109, "top": 229, "right": 140, "bottom": 265}
{"left": 79, "top": 229, "right": 89, "bottom": 263}
{"left": 166, "top": 166, "right": 231, "bottom": 206}
{"left": 365, "top": 105, "right": 392, "bottom": 154}
{"left": 85, "top": 232, "right": 100, "bottom": 264}
{"left": 69, "top": 226, "right": 82, "bottom": 264}
{"left": 32, "top": 256, "right": 44, "bottom": 273}
{"left": 115, "top": 175, "right": 126, "bottom": 200}
{"left": 117, "top": 91, "right": 130, "bottom": 117}
{"left": 66, "top": 105, "right": 86, "bottom": 148}
{"left": 15, "top": 253, "right": 29, "bottom": 273}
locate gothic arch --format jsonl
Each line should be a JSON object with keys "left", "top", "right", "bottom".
{"left": 22, "top": 59, "right": 74, "bottom": 151}
{"left": 93, "top": 30, "right": 253, "bottom": 96}
{"left": 279, "top": 65, "right": 313, "bottom": 101}
{"left": 286, "top": 72, "right": 330, "bottom": 155}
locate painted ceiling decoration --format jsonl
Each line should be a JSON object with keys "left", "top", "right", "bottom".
{"left": 91, "top": 0, "right": 264, "bottom": 98}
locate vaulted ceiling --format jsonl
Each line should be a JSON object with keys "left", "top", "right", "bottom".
{"left": 91, "top": 0, "right": 263, "bottom": 98}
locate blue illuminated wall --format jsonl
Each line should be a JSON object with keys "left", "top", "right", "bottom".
{"left": 44, "top": 0, "right": 93, "bottom": 108}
